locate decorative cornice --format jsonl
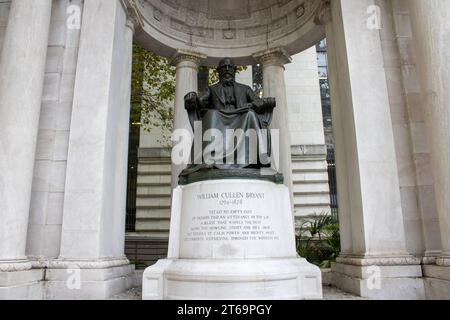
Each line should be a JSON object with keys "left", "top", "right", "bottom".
{"left": 253, "top": 47, "right": 292, "bottom": 67}
{"left": 314, "top": 0, "right": 332, "bottom": 26}
{"left": 170, "top": 50, "right": 207, "bottom": 67}
{"left": 336, "top": 254, "right": 422, "bottom": 266}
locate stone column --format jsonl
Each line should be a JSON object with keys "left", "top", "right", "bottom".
{"left": 323, "top": 0, "right": 424, "bottom": 299}
{"left": 170, "top": 51, "right": 206, "bottom": 189}
{"left": 254, "top": 48, "right": 294, "bottom": 200}
{"left": 0, "top": 0, "right": 52, "bottom": 273}
{"left": 408, "top": 0, "right": 450, "bottom": 265}
{"left": 408, "top": 0, "right": 450, "bottom": 298}
{"left": 48, "top": 0, "right": 135, "bottom": 299}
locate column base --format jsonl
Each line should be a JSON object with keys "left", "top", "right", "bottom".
{"left": 0, "top": 269, "right": 44, "bottom": 299}
{"left": 331, "top": 262, "right": 425, "bottom": 299}
{"left": 423, "top": 265, "right": 450, "bottom": 300}
{"left": 143, "top": 258, "right": 322, "bottom": 300}
{"left": 44, "top": 259, "right": 138, "bottom": 300}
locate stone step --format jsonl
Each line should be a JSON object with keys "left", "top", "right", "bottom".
{"left": 136, "top": 207, "right": 172, "bottom": 213}
{"left": 130, "top": 231, "right": 170, "bottom": 238}
{"left": 137, "top": 174, "right": 171, "bottom": 185}
{"left": 136, "top": 196, "right": 171, "bottom": 207}
{"left": 137, "top": 185, "right": 172, "bottom": 195}
{"left": 292, "top": 183, "right": 330, "bottom": 193}
{"left": 294, "top": 191, "right": 331, "bottom": 196}
{"left": 137, "top": 171, "right": 172, "bottom": 176}
{"left": 135, "top": 220, "right": 171, "bottom": 232}
{"left": 136, "top": 193, "right": 171, "bottom": 199}
{"left": 138, "top": 163, "right": 171, "bottom": 173}
{"left": 291, "top": 161, "right": 328, "bottom": 171}
{"left": 292, "top": 171, "right": 329, "bottom": 182}
{"left": 293, "top": 194, "right": 331, "bottom": 205}
{"left": 294, "top": 205, "right": 331, "bottom": 217}
{"left": 292, "top": 168, "right": 328, "bottom": 174}
{"left": 136, "top": 209, "right": 171, "bottom": 219}
{"left": 137, "top": 182, "right": 171, "bottom": 187}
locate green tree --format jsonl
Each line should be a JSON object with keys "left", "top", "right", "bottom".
{"left": 131, "top": 44, "right": 176, "bottom": 141}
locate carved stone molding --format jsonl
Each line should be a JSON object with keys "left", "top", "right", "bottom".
{"left": 336, "top": 254, "right": 422, "bottom": 266}
{"left": 314, "top": 0, "right": 331, "bottom": 26}
{"left": 170, "top": 50, "right": 207, "bottom": 68}
{"left": 436, "top": 255, "right": 450, "bottom": 267}
{"left": 31, "top": 257, "right": 131, "bottom": 269}
{"left": 132, "top": 0, "right": 325, "bottom": 63}
{"left": 422, "top": 256, "right": 438, "bottom": 265}
{"left": 121, "top": 0, "right": 144, "bottom": 32}
{"left": 253, "top": 47, "right": 292, "bottom": 67}
{"left": 0, "top": 259, "right": 32, "bottom": 272}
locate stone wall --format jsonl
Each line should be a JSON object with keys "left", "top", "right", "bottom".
{"left": 26, "top": 0, "right": 83, "bottom": 260}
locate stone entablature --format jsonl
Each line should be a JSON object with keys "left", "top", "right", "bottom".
{"left": 127, "top": 0, "right": 327, "bottom": 64}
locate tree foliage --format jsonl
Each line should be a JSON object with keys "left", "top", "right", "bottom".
{"left": 131, "top": 44, "right": 176, "bottom": 138}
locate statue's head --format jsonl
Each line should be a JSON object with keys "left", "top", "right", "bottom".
{"left": 217, "top": 58, "right": 236, "bottom": 83}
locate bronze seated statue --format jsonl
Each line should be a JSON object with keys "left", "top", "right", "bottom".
{"left": 179, "top": 58, "right": 283, "bottom": 185}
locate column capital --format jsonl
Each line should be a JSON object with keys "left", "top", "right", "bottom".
{"left": 121, "top": 0, "right": 144, "bottom": 32}
{"left": 314, "top": 0, "right": 332, "bottom": 26}
{"left": 170, "top": 50, "right": 207, "bottom": 67}
{"left": 253, "top": 47, "right": 292, "bottom": 67}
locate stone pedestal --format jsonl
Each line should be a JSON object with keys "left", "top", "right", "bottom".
{"left": 0, "top": 268, "right": 44, "bottom": 300}
{"left": 44, "top": 260, "right": 137, "bottom": 300}
{"left": 143, "top": 180, "right": 322, "bottom": 300}
{"left": 332, "top": 260, "right": 425, "bottom": 300}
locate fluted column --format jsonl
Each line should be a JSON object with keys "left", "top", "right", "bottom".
{"left": 254, "top": 48, "right": 294, "bottom": 202}
{"left": 170, "top": 51, "right": 206, "bottom": 188}
{"left": 408, "top": 0, "right": 450, "bottom": 266}
{"left": 0, "top": 0, "right": 52, "bottom": 270}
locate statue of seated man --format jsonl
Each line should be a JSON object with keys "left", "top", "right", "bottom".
{"left": 179, "top": 57, "right": 279, "bottom": 183}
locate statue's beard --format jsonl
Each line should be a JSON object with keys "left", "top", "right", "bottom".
{"left": 221, "top": 76, "right": 235, "bottom": 86}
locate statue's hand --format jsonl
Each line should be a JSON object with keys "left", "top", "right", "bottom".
{"left": 248, "top": 103, "right": 262, "bottom": 114}
{"left": 262, "top": 97, "right": 276, "bottom": 110}
{"left": 184, "top": 92, "right": 198, "bottom": 111}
